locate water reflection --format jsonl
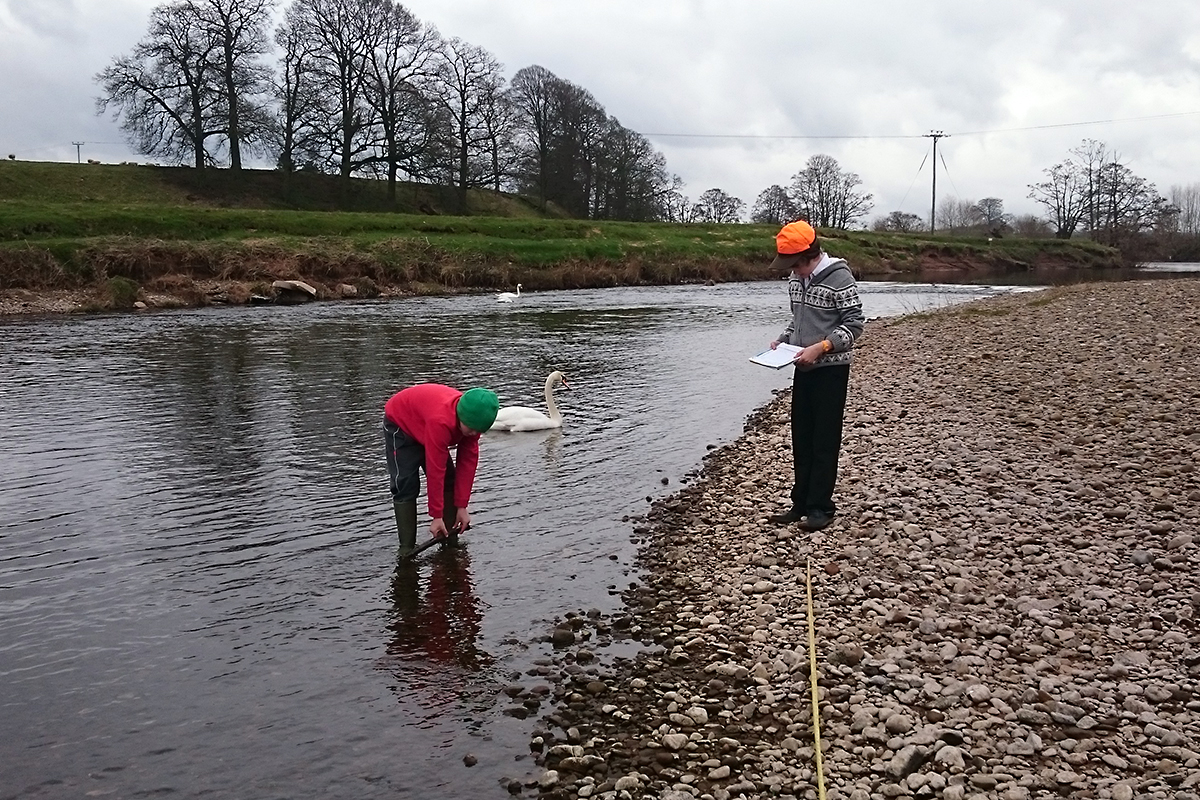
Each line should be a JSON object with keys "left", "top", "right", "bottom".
{"left": 384, "top": 550, "right": 491, "bottom": 695}
{"left": 538, "top": 428, "right": 566, "bottom": 469}
{"left": 1, "top": 281, "right": 1028, "bottom": 798}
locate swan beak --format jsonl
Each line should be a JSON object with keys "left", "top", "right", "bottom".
{"left": 560, "top": 378, "right": 571, "bottom": 390}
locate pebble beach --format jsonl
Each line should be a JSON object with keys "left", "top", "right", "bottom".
{"left": 517, "top": 278, "right": 1200, "bottom": 800}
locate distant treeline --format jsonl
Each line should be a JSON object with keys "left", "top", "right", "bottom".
{"left": 872, "top": 139, "right": 1200, "bottom": 263}
{"left": 96, "top": 0, "right": 682, "bottom": 220}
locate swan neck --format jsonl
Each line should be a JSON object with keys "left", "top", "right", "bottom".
{"left": 544, "top": 375, "right": 560, "bottom": 421}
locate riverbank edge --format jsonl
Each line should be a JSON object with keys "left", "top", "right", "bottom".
{"left": 0, "top": 246, "right": 1121, "bottom": 317}
{"left": 511, "top": 278, "right": 1200, "bottom": 800}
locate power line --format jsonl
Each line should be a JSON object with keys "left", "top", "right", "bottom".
{"left": 640, "top": 110, "right": 1200, "bottom": 141}
{"left": 938, "top": 148, "right": 962, "bottom": 203}
{"left": 643, "top": 131, "right": 924, "bottom": 140}
{"left": 951, "top": 110, "right": 1200, "bottom": 136}
{"left": 894, "top": 147, "right": 929, "bottom": 211}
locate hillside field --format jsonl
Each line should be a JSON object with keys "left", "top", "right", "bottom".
{"left": 0, "top": 160, "right": 1123, "bottom": 313}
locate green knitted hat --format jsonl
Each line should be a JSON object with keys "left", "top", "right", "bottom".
{"left": 456, "top": 387, "right": 499, "bottom": 432}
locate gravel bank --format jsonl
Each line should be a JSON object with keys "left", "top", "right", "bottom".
{"left": 513, "top": 279, "right": 1200, "bottom": 800}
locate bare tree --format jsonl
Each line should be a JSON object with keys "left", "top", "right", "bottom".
{"left": 477, "top": 78, "right": 520, "bottom": 193}
{"left": 692, "top": 188, "right": 744, "bottom": 223}
{"left": 660, "top": 185, "right": 692, "bottom": 223}
{"left": 361, "top": 3, "right": 442, "bottom": 203}
{"left": 97, "top": 0, "right": 275, "bottom": 172}
{"left": 508, "top": 63, "right": 675, "bottom": 220}
{"left": 285, "top": 0, "right": 384, "bottom": 185}
{"left": 1170, "top": 183, "right": 1200, "bottom": 235}
{"left": 1028, "top": 162, "right": 1084, "bottom": 238}
{"left": 1092, "top": 161, "right": 1168, "bottom": 245}
{"left": 973, "top": 197, "right": 1009, "bottom": 234}
{"left": 546, "top": 79, "right": 606, "bottom": 218}
{"left": 1072, "top": 139, "right": 1113, "bottom": 234}
{"left": 271, "top": 7, "right": 323, "bottom": 174}
{"left": 788, "top": 154, "right": 873, "bottom": 229}
{"left": 872, "top": 211, "right": 924, "bottom": 232}
{"left": 935, "top": 197, "right": 981, "bottom": 234}
{"left": 1030, "top": 140, "right": 1169, "bottom": 245}
{"left": 509, "top": 65, "right": 617, "bottom": 218}
{"left": 591, "top": 120, "right": 674, "bottom": 221}
{"left": 1009, "top": 214, "right": 1054, "bottom": 238}
{"left": 187, "top": 0, "right": 275, "bottom": 172}
{"left": 750, "top": 185, "right": 797, "bottom": 225}
{"left": 435, "top": 37, "right": 508, "bottom": 211}
{"left": 96, "top": 2, "right": 224, "bottom": 170}
{"left": 507, "top": 65, "right": 557, "bottom": 208}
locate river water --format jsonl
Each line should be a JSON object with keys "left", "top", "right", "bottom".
{"left": 0, "top": 279, "right": 1082, "bottom": 798}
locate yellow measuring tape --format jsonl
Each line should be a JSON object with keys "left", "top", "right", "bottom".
{"left": 806, "top": 559, "right": 827, "bottom": 800}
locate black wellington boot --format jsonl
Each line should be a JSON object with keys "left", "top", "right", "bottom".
{"left": 393, "top": 499, "right": 418, "bottom": 557}
{"left": 768, "top": 507, "right": 807, "bottom": 525}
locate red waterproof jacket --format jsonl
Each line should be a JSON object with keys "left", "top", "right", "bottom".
{"left": 384, "top": 384, "right": 480, "bottom": 518}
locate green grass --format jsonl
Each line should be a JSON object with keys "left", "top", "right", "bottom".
{"left": 0, "top": 202, "right": 772, "bottom": 270}
{"left": 0, "top": 159, "right": 563, "bottom": 216}
{"left": 0, "top": 160, "right": 1125, "bottom": 297}
{"left": 0, "top": 200, "right": 1118, "bottom": 267}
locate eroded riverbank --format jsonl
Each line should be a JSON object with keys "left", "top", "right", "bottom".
{"left": 516, "top": 279, "right": 1200, "bottom": 800}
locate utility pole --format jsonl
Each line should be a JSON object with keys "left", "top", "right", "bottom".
{"left": 72, "top": 142, "right": 85, "bottom": 163}
{"left": 923, "top": 131, "right": 948, "bottom": 232}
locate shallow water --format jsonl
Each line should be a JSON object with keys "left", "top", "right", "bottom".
{"left": 899, "top": 259, "right": 1200, "bottom": 286}
{"left": 1137, "top": 261, "right": 1200, "bottom": 273}
{"left": 0, "top": 281, "right": 1020, "bottom": 798}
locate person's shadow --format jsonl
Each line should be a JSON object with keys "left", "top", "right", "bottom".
{"left": 383, "top": 547, "right": 492, "bottom": 704}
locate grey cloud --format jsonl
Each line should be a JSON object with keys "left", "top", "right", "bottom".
{"left": 2, "top": 0, "right": 86, "bottom": 42}
{"left": 4, "top": 0, "right": 1200, "bottom": 219}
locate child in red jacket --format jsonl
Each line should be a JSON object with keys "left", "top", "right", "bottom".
{"left": 384, "top": 384, "right": 499, "bottom": 555}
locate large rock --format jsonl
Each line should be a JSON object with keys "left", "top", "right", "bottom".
{"left": 272, "top": 280, "right": 318, "bottom": 304}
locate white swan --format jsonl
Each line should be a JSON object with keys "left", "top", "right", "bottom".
{"left": 490, "top": 371, "right": 569, "bottom": 431}
{"left": 497, "top": 283, "right": 522, "bottom": 302}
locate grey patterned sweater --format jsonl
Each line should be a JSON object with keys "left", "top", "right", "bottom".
{"left": 777, "top": 254, "right": 865, "bottom": 370}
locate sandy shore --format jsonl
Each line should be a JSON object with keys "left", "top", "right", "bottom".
{"left": 513, "top": 278, "right": 1200, "bottom": 800}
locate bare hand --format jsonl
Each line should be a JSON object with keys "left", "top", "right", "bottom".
{"left": 430, "top": 518, "right": 450, "bottom": 540}
{"left": 454, "top": 508, "right": 471, "bottom": 534}
{"left": 769, "top": 340, "right": 780, "bottom": 350}
{"left": 793, "top": 342, "right": 825, "bottom": 366}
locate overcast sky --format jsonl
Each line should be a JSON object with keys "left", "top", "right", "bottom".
{"left": 3, "top": 0, "right": 1200, "bottom": 221}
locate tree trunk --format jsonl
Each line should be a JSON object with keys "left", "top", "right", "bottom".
{"left": 457, "top": 139, "right": 469, "bottom": 214}
{"left": 491, "top": 136, "right": 500, "bottom": 192}
{"left": 192, "top": 96, "right": 206, "bottom": 172}
{"left": 340, "top": 113, "right": 353, "bottom": 208}
{"left": 225, "top": 57, "right": 242, "bottom": 172}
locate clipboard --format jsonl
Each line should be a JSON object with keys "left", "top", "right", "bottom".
{"left": 749, "top": 343, "right": 802, "bottom": 369}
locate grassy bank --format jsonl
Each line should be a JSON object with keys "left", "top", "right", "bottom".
{"left": 0, "top": 159, "right": 559, "bottom": 216}
{"left": 0, "top": 160, "right": 1124, "bottom": 313}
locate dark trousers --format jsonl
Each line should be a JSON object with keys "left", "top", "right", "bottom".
{"left": 789, "top": 364, "right": 850, "bottom": 515}
{"left": 385, "top": 417, "right": 424, "bottom": 502}
{"left": 385, "top": 417, "right": 455, "bottom": 505}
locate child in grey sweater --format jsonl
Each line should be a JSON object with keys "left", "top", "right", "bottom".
{"left": 766, "top": 221, "right": 864, "bottom": 531}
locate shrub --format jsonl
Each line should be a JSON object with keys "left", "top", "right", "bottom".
{"left": 354, "top": 276, "right": 380, "bottom": 298}
{"left": 106, "top": 276, "right": 140, "bottom": 308}
{"left": 226, "top": 283, "right": 251, "bottom": 304}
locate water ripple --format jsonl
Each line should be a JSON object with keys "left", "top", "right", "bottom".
{"left": 0, "top": 281, "right": 1016, "bottom": 798}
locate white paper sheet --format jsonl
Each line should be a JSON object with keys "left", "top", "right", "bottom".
{"left": 749, "top": 343, "right": 802, "bottom": 369}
